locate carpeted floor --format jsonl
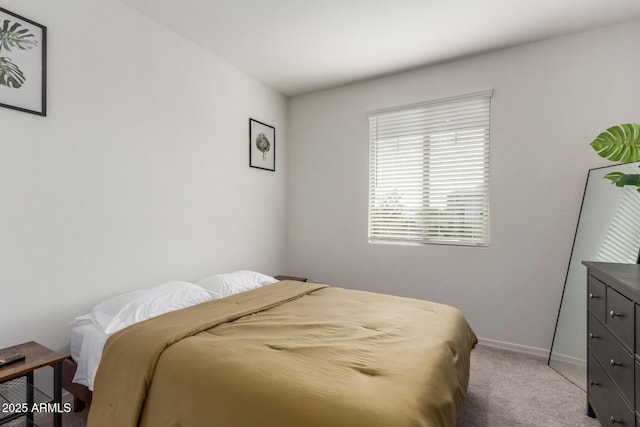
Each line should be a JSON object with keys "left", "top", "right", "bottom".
{"left": 457, "top": 345, "right": 598, "bottom": 426}
{"left": 21, "top": 345, "right": 597, "bottom": 427}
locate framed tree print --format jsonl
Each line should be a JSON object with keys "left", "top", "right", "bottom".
{"left": 0, "top": 7, "right": 47, "bottom": 116}
{"left": 249, "top": 118, "right": 275, "bottom": 171}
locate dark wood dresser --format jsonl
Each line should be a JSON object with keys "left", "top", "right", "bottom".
{"left": 584, "top": 261, "right": 640, "bottom": 426}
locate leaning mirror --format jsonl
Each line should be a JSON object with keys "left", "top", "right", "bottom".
{"left": 548, "top": 161, "right": 640, "bottom": 390}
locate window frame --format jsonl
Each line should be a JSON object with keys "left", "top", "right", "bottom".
{"left": 367, "top": 90, "right": 492, "bottom": 247}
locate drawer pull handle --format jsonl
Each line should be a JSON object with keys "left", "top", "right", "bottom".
{"left": 609, "top": 310, "right": 622, "bottom": 318}
{"left": 610, "top": 416, "right": 622, "bottom": 424}
{"left": 589, "top": 380, "right": 600, "bottom": 386}
{"left": 589, "top": 333, "right": 599, "bottom": 339}
{"left": 589, "top": 293, "right": 600, "bottom": 299}
{"left": 610, "top": 359, "right": 621, "bottom": 367}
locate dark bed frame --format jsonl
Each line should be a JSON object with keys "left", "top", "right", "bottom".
{"left": 61, "top": 357, "right": 92, "bottom": 412}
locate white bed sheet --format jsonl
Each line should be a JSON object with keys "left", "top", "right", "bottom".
{"left": 70, "top": 315, "right": 109, "bottom": 391}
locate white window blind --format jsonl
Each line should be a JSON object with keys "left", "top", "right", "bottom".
{"left": 596, "top": 186, "right": 640, "bottom": 263}
{"left": 368, "top": 90, "right": 491, "bottom": 246}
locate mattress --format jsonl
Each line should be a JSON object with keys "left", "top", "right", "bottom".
{"left": 70, "top": 315, "right": 109, "bottom": 390}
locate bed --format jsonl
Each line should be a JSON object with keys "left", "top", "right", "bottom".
{"left": 64, "top": 272, "right": 477, "bottom": 427}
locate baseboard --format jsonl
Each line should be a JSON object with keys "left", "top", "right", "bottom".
{"left": 548, "top": 351, "right": 586, "bottom": 367}
{"left": 477, "top": 337, "right": 549, "bottom": 359}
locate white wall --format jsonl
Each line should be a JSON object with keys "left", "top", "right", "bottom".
{"left": 0, "top": 0, "right": 288, "bottom": 355}
{"left": 286, "top": 19, "right": 640, "bottom": 354}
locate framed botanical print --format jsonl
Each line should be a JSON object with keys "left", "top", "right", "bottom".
{"left": 0, "top": 7, "right": 47, "bottom": 116}
{"left": 249, "top": 118, "right": 275, "bottom": 171}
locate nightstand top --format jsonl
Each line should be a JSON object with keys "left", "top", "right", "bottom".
{"left": 0, "top": 341, "right": 65, "bottom": 382}
{"left": 274, "top": 275, "right": 308, "bottom": 282}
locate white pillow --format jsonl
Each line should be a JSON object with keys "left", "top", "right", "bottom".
{"left": 194, "top": 270, "right": 277, "bottom": 299}
{"left": 91, "top": 281, "right": 214, "bottom": 335}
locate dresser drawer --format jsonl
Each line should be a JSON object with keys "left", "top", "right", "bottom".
{"left": 607, "top": 287, "right": 634, "bottom": 350}
{"left": 588, "top": 351, "right": 635, "bottom": 426}
{"left": 588, "top": 314, "right": 610, "bottom": 360}
{"left": 588, "top": 314, "right": 634, "bottom": 406}
{"left": 588, "top": 276, "right": 606, "bottom": 323}
{"left": 636, "top": 360, "right": 640, "bottom": 417}
{"left": 636, "top": 304, "right": 640, "bottom": 355}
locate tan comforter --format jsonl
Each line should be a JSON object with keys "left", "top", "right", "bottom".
{"left": 87, "top": 280, "right": 477, "bottom": 427}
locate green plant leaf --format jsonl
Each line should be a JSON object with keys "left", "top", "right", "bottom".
{"left": 590, "top": 123, "right": 640, "bottom": 162}
{"left": 612, "top": 174, "right": 640, "bottom": 188}
{"left": 603, "top": 172, "right": 626, "bottom": 182}
{"left": 0, "top": 56, "right": 25, "bottom": 88}
{"left": 0, "top": 19, "right": 37, "bottom": 52}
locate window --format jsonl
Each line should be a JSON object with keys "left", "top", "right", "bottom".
{"left": 368, "top": 90, "right": 492, "bottom": 246}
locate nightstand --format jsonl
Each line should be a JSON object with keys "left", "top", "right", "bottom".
{"left": 274, "top": 275, "right": 308, "bottom": 282}
{"left": 0, "top": 341, "right": 66, "bottom": 427}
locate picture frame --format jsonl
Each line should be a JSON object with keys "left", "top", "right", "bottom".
{"left": 249, "top": 118, "right": 275, "bottom": 171}
{"left": 0, "top": 7, "right": 47, "bottom": 116}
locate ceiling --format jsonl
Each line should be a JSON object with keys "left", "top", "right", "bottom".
{"left": 120, "top": 0, "right": 640, "bottom": 97}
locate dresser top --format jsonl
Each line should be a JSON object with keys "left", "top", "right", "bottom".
{"left": 583, "top": 261, "right": 640, "bottom": 301}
